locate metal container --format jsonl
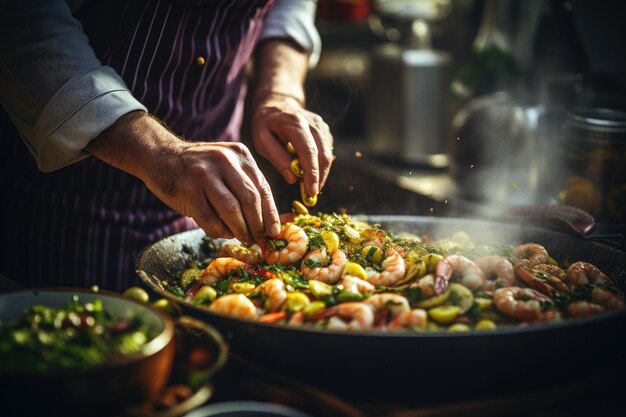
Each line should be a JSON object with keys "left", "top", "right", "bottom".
{"left": 365, "top": 1, "right": 453, "bottom": 167}
{"left": 365, "top": 43, "right": 451, "bottom": 167}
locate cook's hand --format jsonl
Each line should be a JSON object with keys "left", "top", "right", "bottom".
{"left": 251, "top": 93, "right": 334, "bottom": 197}
{"left": 87, "top": 112, "right": 281, "bottom": 243}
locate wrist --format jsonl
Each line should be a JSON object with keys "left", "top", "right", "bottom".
{"left": 86, "top": 111, "right": 183, "bottom": 181}
{"left": 252, "top": 39, "right": 308, "bottom": 108}
{"left": 253, "top": 90, "right": 305, "bottom": 108}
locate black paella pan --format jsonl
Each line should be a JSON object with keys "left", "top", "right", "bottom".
{"left": 136, "top": 215, "right": 626, "bottom": 402}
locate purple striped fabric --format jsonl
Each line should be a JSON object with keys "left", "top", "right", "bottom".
{"left": 0, "top": 0, "right": 274, "bottom": 290}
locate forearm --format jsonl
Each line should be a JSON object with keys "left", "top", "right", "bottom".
{"left": 252, "top": 39, "right": 309, "bottom": 107}
{"left": 85, "top": 111, "right": 181, "bottom": 193}
{"left": 0, "top": 0, "right": 145, "bottom": 172}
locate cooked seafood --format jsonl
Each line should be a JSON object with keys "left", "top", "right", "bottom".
{"left": 168, "top": 212, "right": 625, "bottom": 332}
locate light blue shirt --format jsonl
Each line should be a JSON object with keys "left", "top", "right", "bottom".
{"left": 0, "top": 0, "right": 320, "bottom": 172}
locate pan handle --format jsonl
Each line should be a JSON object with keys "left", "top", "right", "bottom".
{"left": 504, "top": 204, "right": 595, "bottom": 238}
{"left": 476, "top": 204, "right": 624, "bottom": 250}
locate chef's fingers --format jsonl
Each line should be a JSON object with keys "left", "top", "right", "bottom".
{"left": 271, "top": 112, "right": 320, "bottom": 197}
{"left": 193, "top": 197, "right": 234, "bottom": 239}
{"left": 254, "top": 127, "right": 298, "bottom": 185}
{"left": 220, "top": 144, "right": 279, "bottom": 240}
{"left": 305, "top": 110, "right": 334, "bottom": 190}
{"left": 205, "top": 179, "right": 253, "bottom": 244}
{"left": 232, "top": 145, "right": 281, "bottom": 238}
{"left": 163, "top": 165, "right": 234, "bottom": 239}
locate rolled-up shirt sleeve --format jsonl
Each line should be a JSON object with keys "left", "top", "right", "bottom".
{"left": 0, "top": 0, "right": 146, "bottom": 172}
{"left": 260, "top": 0, "right": 321, "bottom": 68}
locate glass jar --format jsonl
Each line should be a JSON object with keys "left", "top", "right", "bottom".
{"left": 556, "top": 107, "right": 626, "bottom": 225}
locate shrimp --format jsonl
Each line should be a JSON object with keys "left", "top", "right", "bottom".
{"left": 533, "top": 264, "right": 566, "bottom": 280}
{"left": 314, "top": 302, "right": 374, "bottom": 331}
{"left": 567, "top": 286, "right": 624, "bottom": 318}
{"left": 493, "top": 287, "right": 552, "bottom": 321}
{"left": 410, "top": 274, "right": 436, "bottom": 299}
{"left": 219, "top": 242, "right": 263, "bottom": 264}
{"left": 259, "top": 224, "right": 308, "bottom": 265}
{"left": 388, "top": 309, "right": 428, "bottom": 331}
{"left": 474, "top": 256, "right": 514, "bottom": 291}
{"left": 567, "top": 300, "right": 606, "bottom": 318}
{"left": 564, "top": 261, "right": 609, "bottom": 288}
{"left": 364, "top": 293, "right": 410, "bottom": 318}
{"left": 536, "top": 309, "right": 562, "bottom": 323}
{"left": 340, "top": 275, "right": 375, "bottom": 294}
{"left": 365, "top": 248, "right": 406, "bottom": 287}
{"left": 360, "top": 228, "right": 388, "bottom": 249}
{"left": 209, "top": 294, "right": 258, "bottom": 320}
{"left": 287, "top": 311, "right": 306, "bottom": 327}
{"left": 300, "top": 248, "right": 347, "bottom": 284}
{"left": 513, "top": 243, "right": 549, "bottom": 268}
{"left": 199, "top": 257, "right": 247, "bottom": 285}
{"left": 591, "top": 286, "right": 625, "bottom": 310}
{"left": 255, "top": 278, "right": 287, "bottom": 312}
{"left": 515, "top": 265, "right": 570, "bottom": 296}
{"left": 434, "top": 255, "right": 484, "bottom": 293}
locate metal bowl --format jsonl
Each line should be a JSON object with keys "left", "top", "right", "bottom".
{"left": 183, "top": 401, "right": 313, "bottom": 417}
{"left": 0, "top": 288, "right": 176, "bottom": 416}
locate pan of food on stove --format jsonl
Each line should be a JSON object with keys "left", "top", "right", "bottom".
{"left": 136, "top": 212, "right": 626, "bottom": 401}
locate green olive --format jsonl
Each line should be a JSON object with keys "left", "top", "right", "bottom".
{"left": 192, "top": 286, "right": 217, "bottom": 305}
{"left": 123, "top": 287, "right": 149, "bottom": 304}
{"left": 153, "top": 298, "right": 182, "bottom": 318}
{"left": 179, "top": 268, "right": 202, "bottom": 289}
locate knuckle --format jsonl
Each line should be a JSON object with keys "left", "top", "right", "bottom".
{"left": 231, "top": 142, "right": 251, "bottom": 155}
{"left": 257, "top": 178, "right": 272, "bottom": 196}
{"left": 242, "top": 187, "right": 261, "bottom": 207}
{"left": 222, "top": 199, "right": 241, "bottom": 215}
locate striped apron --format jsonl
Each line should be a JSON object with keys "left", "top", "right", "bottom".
{"left": 0, "top": 0, "right": 273, "bottom": 290}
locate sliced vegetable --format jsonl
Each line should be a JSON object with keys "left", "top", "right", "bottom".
{"left": 421, "top": 253, "right": 443, "bottom": 273}
{"left": 232, "top": 282, "right": 256, "bottom": 295}
{"left": 343, "top": 261, "right": 368, "bottom": 281}
{"left": 361, "top": 245, "right": 384, "bottom": 264}
{"left": 415, "top": 290, "right": 450, "bottom": 309}
{"left": 447, "top": 283, "right": 474, "bottom": 313}
{"left": 290, "top": 159, "right": 304, "bottom": 178}
{"left": 285, "top": 292, "right": 310, "bottom": 312}
{"left": 336, "top": 291, "right": 365, "bottom": 302}
{"left": 309, "top": 280, "right": 333, "bottom": 298}
{"left": 475, "top": 297, "right": 493, "bottom": 311}
{"left": 320, "top": 230, "right": 340, "bottom": 253}
{"left": 303, "top": 301, "right": 326, "bottom": 317}
{"left": 475, "top": 319, "right": 497, "bottom": 330}
{"left": 179, "top": 268, "right": 202, "bottom": 289}
{"left": 300, "top": 182, "right": 317, "bottom": 207}
{"left": 342, "top": 225, "right": 362, "bottom": 244}
{"left": 428, "top": 305, "right": 461, "bottom": 324}
{"left": 404, "top": 255, "right": 427, "bottom": 282}
{"left": 292, "top": 200, "right": 309, "bottom": 215}
{"left": 448, "top": 323, "right": 471, "bottom": 332}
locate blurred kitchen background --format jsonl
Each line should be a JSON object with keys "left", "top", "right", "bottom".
{"left": 254, "top": 0, "right": 626, "bottom": 237}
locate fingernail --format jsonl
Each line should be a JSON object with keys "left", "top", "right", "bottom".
{"left": 270, "top": 223, "right": 281, "bottom": 237}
